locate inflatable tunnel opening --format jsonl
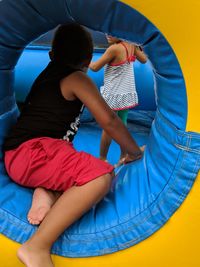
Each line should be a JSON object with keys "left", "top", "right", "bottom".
{"left": 13, "top": 26, "right": 156, "bottom": 165}
{"left": 0, "top": 0, "right": 199, "bottom": 259}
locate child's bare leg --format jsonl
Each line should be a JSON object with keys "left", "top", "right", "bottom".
{"left": 18, "top": 173, "right": 113, "bottom": 267}
{"left": 100, "top": 130, "right": 112, "bottom": 161}
{"left": 28, "top": 188, "right": 61, "bottom": 225}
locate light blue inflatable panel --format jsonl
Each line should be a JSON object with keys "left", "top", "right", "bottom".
{"left": 13, "top": 47, "right": 156, "bottom": 122}
{"left": 0, "top": 0, "right": 200, "bottom": 257}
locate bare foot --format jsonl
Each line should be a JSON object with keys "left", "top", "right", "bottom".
{"left": 17, "top": 242, "right": 53, "bottom": 267}
{"left": 28, "top": 188, "right": 61, "bottom": 225}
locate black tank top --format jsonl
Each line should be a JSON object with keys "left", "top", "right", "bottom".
{"left": 4, "top": 61, "right": 84, "bottom": 151}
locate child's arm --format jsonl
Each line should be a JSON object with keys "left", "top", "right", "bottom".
{"left": 89, "top": 46, "right": 117, "bottom": 72}
{"left": 61, "top": 72, "right": 142, "bottom": 161}
{"left": 135, "top": 46, "right": 147, "bottom": 64}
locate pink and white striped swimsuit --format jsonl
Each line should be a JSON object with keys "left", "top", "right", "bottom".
{"left": 100, "top": 42, "right": 138, "bottom": 111}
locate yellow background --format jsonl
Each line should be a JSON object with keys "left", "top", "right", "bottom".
{"left": 0, "top": 0, "right": 199, "bottom": 266}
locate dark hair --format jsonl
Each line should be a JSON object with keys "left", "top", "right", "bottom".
{"left": 51, "top": 23, "right": 93, "bottom": 66}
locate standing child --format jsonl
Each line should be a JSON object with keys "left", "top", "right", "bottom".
{"left": 89, "top": 35, "right": 147, "bottom": 167}
{"left": 4, "top": 24, "right": 143, "bottom": 267}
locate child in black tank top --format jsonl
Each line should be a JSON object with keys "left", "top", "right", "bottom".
{"left": 4, "top": 23, "right": 143, "bottom": 266}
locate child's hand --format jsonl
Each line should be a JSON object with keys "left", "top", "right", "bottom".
{"left": 123, "top": 154, "right": 140, "bottom": 164}
{"left": 136, "top": 45, "right": 143, "bottom": 51}
{"left": 89, "top": 62, "right": 97, "bottom": 71}
{"left": 88, "top": 62, "right": 94, "bottom": 69}
{"left": 114, "top": 158, "right": 126, "bottom": 168}
{"left": 124, "top": 146, "right": 145, "bottom": 165}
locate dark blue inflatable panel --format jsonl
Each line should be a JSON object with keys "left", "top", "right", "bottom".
{"left": 0, "top": 0, "right": 199, "bottom": 258}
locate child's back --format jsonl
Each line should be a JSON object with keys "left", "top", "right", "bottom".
{"left": 4, "top": 62, "right": 83, "bottom": 151}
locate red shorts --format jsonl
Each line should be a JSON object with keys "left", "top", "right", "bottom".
{"left": 4, "top": 137, "right": 114, "bottom": 192}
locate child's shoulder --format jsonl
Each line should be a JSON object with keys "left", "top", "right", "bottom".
{"left": 106, "top": 43, "right": 122, "bottom": 55}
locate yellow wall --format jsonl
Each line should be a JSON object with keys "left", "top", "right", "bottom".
{"left": 124, "top": 0, "right": 200, "bottom": 132}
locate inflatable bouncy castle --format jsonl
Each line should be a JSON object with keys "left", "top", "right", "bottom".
{"left": 0, "top": 1, "right": 199, "bottom": 266}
